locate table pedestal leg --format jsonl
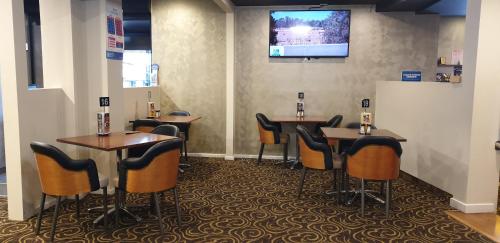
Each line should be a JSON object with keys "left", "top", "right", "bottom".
{"left": 92, "top": 149, "right": 144, "bottom": 225}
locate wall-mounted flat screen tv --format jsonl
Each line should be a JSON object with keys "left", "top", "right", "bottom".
{"left": 269, "top": 10, "right": 351, "bottom": 58}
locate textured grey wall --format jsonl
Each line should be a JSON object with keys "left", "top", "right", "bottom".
{"left": 437, "top": 17, "right": 465, "bottom": 63}
{"left": 235, "top": 6, "right": 439, "bottom": 155}
{"left": 152, "top": 0, "right": 226, "bottom": 153}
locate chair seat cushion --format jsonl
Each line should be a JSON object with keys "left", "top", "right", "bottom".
{"left": 98, "top": 173, "right": 109, "bottom": 188}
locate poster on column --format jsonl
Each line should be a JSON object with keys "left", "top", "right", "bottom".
{"left": 106, "top": 1, "right": 124, "bottom": 60}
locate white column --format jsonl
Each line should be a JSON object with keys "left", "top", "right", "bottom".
{"left": 225, "top": 12, "right": 235, "bottom": 160}
{"left": 213, "top": 0, "right": 236, "bottom": 160}
{"left": 0, "top": 0, "right": 29, "bottom": 220}
{"left": 450, "top": 0, "right": 500, "bottom": 213}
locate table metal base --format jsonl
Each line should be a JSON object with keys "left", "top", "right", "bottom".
{"left": 92, "top": 206, "right": 142, "bottom": 225}
{"left": 346, "top": 190, "right": 385, "bottom": 205}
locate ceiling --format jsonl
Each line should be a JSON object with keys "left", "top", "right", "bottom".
{"left": 426, "top": 0, "right": 467, "bottom": 16}
{"left": 230, "top": 0, "right": 442, "bottom": 13}
{"left": 231, "top": 0, "right": 380, "bottom": 6}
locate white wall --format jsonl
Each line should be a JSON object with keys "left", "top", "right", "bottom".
{"left": 376, "top": 0, "right": 500, "bottom": 213}
{"left": 459, "top": 0, "right": 500, "bottom": 213}
{"left": 0, "top": 0, "right": 125, "bottom": 220}
{"left": 376, "top": 81, "right": 472, "bottom": 200}
{"left": 0, "top": 74, "right": 5, "bottom": 169}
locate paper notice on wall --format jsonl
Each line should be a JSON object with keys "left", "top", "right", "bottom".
{"left": 451, "top": 50, "right": 464, "bottom": 65}
{"left": 106, "top": 1, "right": 124, "bottom": 60}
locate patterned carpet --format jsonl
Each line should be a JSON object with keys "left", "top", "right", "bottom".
{"left": 0, "top": 158, "right": 492, "bottom": 242}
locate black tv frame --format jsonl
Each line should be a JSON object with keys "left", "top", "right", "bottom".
{"left": 268, "top": 9, "right": 351, "bottom": 58}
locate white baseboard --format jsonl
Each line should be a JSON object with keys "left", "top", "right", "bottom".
{"left": 234, "top": 154, "right": 284, "bottom": 160}
{"left": 188, "top": 153, "right": 226, "bottom": 158}
{"left": 450, "top": 198, "right": 496, "bottom": 213}
{"left": 188, "top": 153, "right": 287, "bottom": 161}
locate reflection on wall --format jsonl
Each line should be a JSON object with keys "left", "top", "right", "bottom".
{"left": 235, "top": 6, "right": 440, "bottom": 155}
{"left": 151, "top": 0, "right": 226, "bottom": 153}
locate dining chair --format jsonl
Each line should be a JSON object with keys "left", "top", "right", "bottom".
{"left": 128, "top": 124, "right": 180, "bottom": 158}
{"left": 346, "top": 136, "right": 402, "bottom": 216}
{"left": 115, "top": 139, "right": 183, "bottom": 234}
{"left": 296, "top": 125, "right": 343, "bottom": 203}
{"left": 168, "top": 111, "right": 191, "bottom": 161}
{"left": 256, "top": 113, "right": 289, "bottom": 165}
{"left": 314, "top": 114, "right": 343, "bottom": 134}
{"left": 30, "top": 142, "right": 109, "bottom": 242}
{"left": 132, "top": 119, "right": 162, "bottom": 133}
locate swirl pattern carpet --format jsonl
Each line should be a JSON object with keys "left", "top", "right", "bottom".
{"left": 0, "top": 158, "right": 492, "bottom": 242}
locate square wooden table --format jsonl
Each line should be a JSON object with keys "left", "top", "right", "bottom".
{"left": 57, "top": 132, "right": 178, "bottom": 224}
{"left": 321, "top": 128, "right": 407, "bottom": 143}
{"left": 154, "top": 115, "right": 201, "bottom": 124}
{"left": 321, "top": 127, "right": 406, "bottom": 205}
{"left": 270, "top": 116, "right": 329, "bottom": 169}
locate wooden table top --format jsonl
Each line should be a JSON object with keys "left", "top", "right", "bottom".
{"left": 155, "top": 115, "right": 202, "bottom": 124}
{"left": 270, "top": 116, "right": 329, "bottom": 123}
{"left": 321, "top": 128, "right": 407, "bottom": 142}
{"left": 57, "top": 132, "right": 178, "bottom": 151}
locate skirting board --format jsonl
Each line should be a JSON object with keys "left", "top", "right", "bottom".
{"left": 450, "top": 198, "right": 496, "bottom": 213}
{"left": 188, "top": 153, "right": 285, "bottom": 161}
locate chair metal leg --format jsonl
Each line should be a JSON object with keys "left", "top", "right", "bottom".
{"left": 183, "top": 140, "right": 188, "bottom": 162}
{"left": 103, "top": 187, "right": 108, "bottom": 229}
{"left": 386, "top": 180, "right": 391, "bottom": 217}
{"left": 114, "top": 189, "right": 120, "bottom": 225}
{"left": 153, "top": 192, "right": 164, "bottom": 234}
{"left": 149, "top": 193, "right": 155, "bottom": 213}
{"left": 297, "top": 168, "right": 307, "bottom": 199}
{"left": 283, "top": 143, "right": 289, "bottom": 164}
{"left": 173, "top": 187, "right": 182, "bottom": 226}
{"left": 361, "top": 179, "right": 365, "bottom": 216}
{"left": 75, "top": 194, "right": 80, "bottom": 219}
{"left": 257, "top": 143, "right": 265, "bottom": 164}
{"left": 36, "top": 193, "right": 46, "bottom": 235}
{"left": 50, "top": 196, "right": 62, "bottom": 242}
{"left": 335, "top": 170, "right": 341, "bottom": 204}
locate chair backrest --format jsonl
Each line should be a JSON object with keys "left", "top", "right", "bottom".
{"left": 119, "top": 139, "right": 183, "bottom": 193}
{"left": 168, "top": 110, "right": 190, "bottom": 116}
{"left": 339, "top": 122, "right": 378, "bottom": 153}
{"left": 128, "top": 125, "right": 181, "bottom": 158}
{"left": 152, "top": 124, "right": 180, "bottom": 137}
{"left": 297, "top": 125, "right": 333, "bottom": 170}
{"left": 256, "top": 113, "right": 281, "bottom": 144}
{"left": 347, "top": 136, "right": 402, "bottom": 180}
{"left": 327, "top": 115, "right": 343, "bottom": 128}
{"left": 133, "top": 119, "right": 162, "bottom": 133}
{"left": 30, "top": 141, "right": 99, "bottom": 196}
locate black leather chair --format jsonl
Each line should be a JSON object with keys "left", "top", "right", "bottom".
{"left": 168, "top": 111, "right": 191, "bottom": 161}
{"left": 256, "top": 113, "right": 289, "bottom": 164}
{"left": 296, "top": 125, "right": 343, "bottom": 203}
{"left": 115, "top": 139, "right": 183, "bottom": 234}
{"left": 132, "top": 119, "right": 162, "bottom": 133}
{"left": 346, "top": 136, "right": 402, "bottom": 216}
{"left": 314, "top": 115, "right": 343, "bottom": 134}
{"left": 31, "top": 142, "right": 109, "bottom": 242}
{"left": 128, "top": 124, "right": 180, "bottom": 158}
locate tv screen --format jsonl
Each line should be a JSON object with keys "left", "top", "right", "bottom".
{"left": 269, "top": 10, "right": 351, "bottom": 58}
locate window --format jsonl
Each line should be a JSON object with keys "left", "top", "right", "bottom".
{"left": 25, "top": 0, "right": 43, "bottom": 89}
{"left": 123, "top": 50, "right": 155, "bottom": 88}
{"left": 122, "top": 0, "right": 154, "bottom": 88}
